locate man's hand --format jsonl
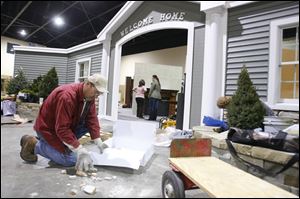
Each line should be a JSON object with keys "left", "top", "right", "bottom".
{"left": 93, "top": 138, "right": 108, "bottom": 154}
{"left": 74, "top": 146, "right": 96, "bottom": 172}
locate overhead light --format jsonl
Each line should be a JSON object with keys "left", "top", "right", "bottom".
{"left": 19, "top": 29, "right": 27, "bottom": 36}
{"left": 53, "top": 16, "right": 64, "bottom": 26}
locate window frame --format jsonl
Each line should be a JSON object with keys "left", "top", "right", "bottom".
{"left": 268, "top": 16, "right": 299, "bottom": 111}
{"left": 75, "top": 57, "right": 91, "bottom": 83}
{"left": 279, "top": 26, "right": 299, "bottom": 101}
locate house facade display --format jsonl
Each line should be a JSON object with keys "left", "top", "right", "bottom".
{"left": 13, "top": 1, "right": 299, "bottom": 129}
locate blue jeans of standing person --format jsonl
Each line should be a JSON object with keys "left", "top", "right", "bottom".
{"left": 34, "top": 124, "right": 88, "bottom": 167}
{"left": 149, "top": 97, "right": 160, "bottom": 121}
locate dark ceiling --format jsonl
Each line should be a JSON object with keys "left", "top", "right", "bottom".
{"left": 1, "top": 1, "right": 126, "bottom": 48}
{"left": 1, "top": 1, "right": 188, "bottom": 55}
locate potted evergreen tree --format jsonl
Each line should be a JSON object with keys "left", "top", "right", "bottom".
{"left": 227, "top": 66, "right": 265, "bottom": 129}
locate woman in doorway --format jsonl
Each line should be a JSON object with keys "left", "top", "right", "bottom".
{"left": 133, "top": 79, "right": 147, "bottom": 118}
{"left": 148, "top": 75, "right": 161, "bottom": 121}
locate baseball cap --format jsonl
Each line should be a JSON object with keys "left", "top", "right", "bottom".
{"left": 87, "top": 73, "right": 108, "bottom": 93}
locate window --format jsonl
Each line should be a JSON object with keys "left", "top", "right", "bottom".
{"left": 268, "top": 16, "right": 299, "bottom": 111}
{"left": 75, "top": 58, "right": 91, "bottom": 82}
{"left": 279, "top": 27, "right": 299, "bottom": 101}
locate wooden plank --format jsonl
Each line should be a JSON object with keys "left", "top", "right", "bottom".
{"left": 169, "top": 157, "right": 297, "bottom": 198}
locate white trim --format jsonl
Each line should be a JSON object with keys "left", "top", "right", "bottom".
{"left": 220, "top": 8, "right": 228, "bottom": 120}
{"left": 75, "top": 57, "right": 91, "bottom": 83}
{"left": 183, "top": 24, "right": 195, "bottom": 130}
{"left": 97, "top": 1, "right": 143, "bottom": 42}
{"left": 112, "top": 41, "right": 122, "bottom": 122}
{"left": 13, "top": 39, "right": 100, "bottom": 54}
{"left": 201, "top": 5, "right": 227, "bottom": 123}
{"left": 280, "top": 61, "right": 299, "bottom": 65}
{"left": 266, "top": 103, "right": 299, "bottom": 112}
{"left": 200, "top": 1, "right": 255, "bottom": 12}
{"left": 98, "top": 39, "right": 111, "bottom": 118}
{"left": 227, "top": 1, "right": 255, "bottom": 8}
{"left": 13, "top": 45, "right": 67, "bottom": 54}
{"left": 200, "top": 1, "right": 226, "bottom": 12}
{"left": 111, "top": 22, "right": 195, "bottom": 129}
{"left": 268, "top": 16, "right": 299, "bottom": 112}
{"left": 67, "top": 39, "right": 100, "bottom": 53}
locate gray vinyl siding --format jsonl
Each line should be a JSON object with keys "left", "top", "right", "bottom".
{"left": 14, "top": 51, "right": 68, "bottom": 85}
{"left": 14, "top": 44, "right": 103, "bottom": 85}
{"left": 66, "top": 44, "right": 103, "bottom": 84}
{"left": 190, "top": 26, "right": 205, "bottom": 128}
{"left": 226, "top": 1, "right": 299, "bottom": 101}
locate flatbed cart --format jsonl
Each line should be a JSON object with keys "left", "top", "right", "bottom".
{"left": 161, "top": 138, "right": 297, "bottom": 198}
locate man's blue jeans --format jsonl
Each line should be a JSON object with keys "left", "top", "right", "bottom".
{"left": 34, "top": 125, "right": 88, "bottom": 167}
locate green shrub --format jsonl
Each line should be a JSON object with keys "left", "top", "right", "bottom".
{"left": 38, "top": 67, "right": 58, "bottom": 99}
{"left": 19, "top": 89, "right": 35, "bottom": 96}
{"left": 227, "top": 66, "right": 265, "bottom": 129}
{"left": 19, "top": 88, "right": 39, "bottom": 103}
{"left": 29, "top": 75, "right": 43, "bottom": 94}
{"left": 6, "top": 69, "right": 29, "bottom": 95}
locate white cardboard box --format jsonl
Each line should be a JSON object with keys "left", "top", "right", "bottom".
{"left": 89, "top": 120, "right": 156, "bottom": 170}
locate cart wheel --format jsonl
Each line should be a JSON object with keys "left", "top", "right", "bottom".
{"left": 162, "top": 170, "right": 185, "bottom": 198}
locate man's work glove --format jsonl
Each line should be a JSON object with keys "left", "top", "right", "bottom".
{"left": 93, "top": 138, "right": 108, "bottom": 154}
{"left": 74, "top": 145, "right": 96, "bottom": 172}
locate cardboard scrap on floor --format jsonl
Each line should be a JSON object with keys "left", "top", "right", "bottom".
{"left": 78, "top": 134, "right": 91, "bottom": 145}
{"left": 87, "top": 120, "right": 156, "bottom": 170}
{"left": 79, "top": 131, "right": 112, "bottom": 145}
{"left": 1, "top": 114, "right": 32, "bottom": 125}
{"left": 12, "top": 114, "right": 29, "bottom": 124}
{"left": 82, "top": 185, "right": 96, "bottom": 195}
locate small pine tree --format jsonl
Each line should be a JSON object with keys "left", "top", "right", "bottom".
{"left": 38, "top": 67, "right": 58, "bottom": 99}
{"left": 227, "top": 66, "right": 265, "bottom": 129}
{"left": 6, "top": 69, "right": 29, "bottom": 95}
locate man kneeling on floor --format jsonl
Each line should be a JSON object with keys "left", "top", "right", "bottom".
{"left": 20, "top": 73, "right": 108, "bottom": 173}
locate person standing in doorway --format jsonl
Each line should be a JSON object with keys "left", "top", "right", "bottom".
{"left": 148, "top": 75, "right": 161, "bottom": 121}
{"left": 133, "top": 79, "right": 147, "bottom": 118}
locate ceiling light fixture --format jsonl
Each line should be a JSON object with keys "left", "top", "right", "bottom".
{"left": 19, "top": 29, "right": 27, "bottom": 36}
{"left": 53, "top": 16, "right": 64, "bottom": 26}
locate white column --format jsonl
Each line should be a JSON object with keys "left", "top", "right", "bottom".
{"left": 200, "top": 6, "right": 226, "bottom": 123}
{"left": 98, "top": 39, "right": 111, "bottom": 118}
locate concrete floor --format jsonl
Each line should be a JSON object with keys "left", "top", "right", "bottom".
{"left": 1, "top": 115, "right": 209, "bottom": 198}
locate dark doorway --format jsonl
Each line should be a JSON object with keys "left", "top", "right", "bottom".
{"left": 122, "top": 29, "right": 187, "bottom": 56}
